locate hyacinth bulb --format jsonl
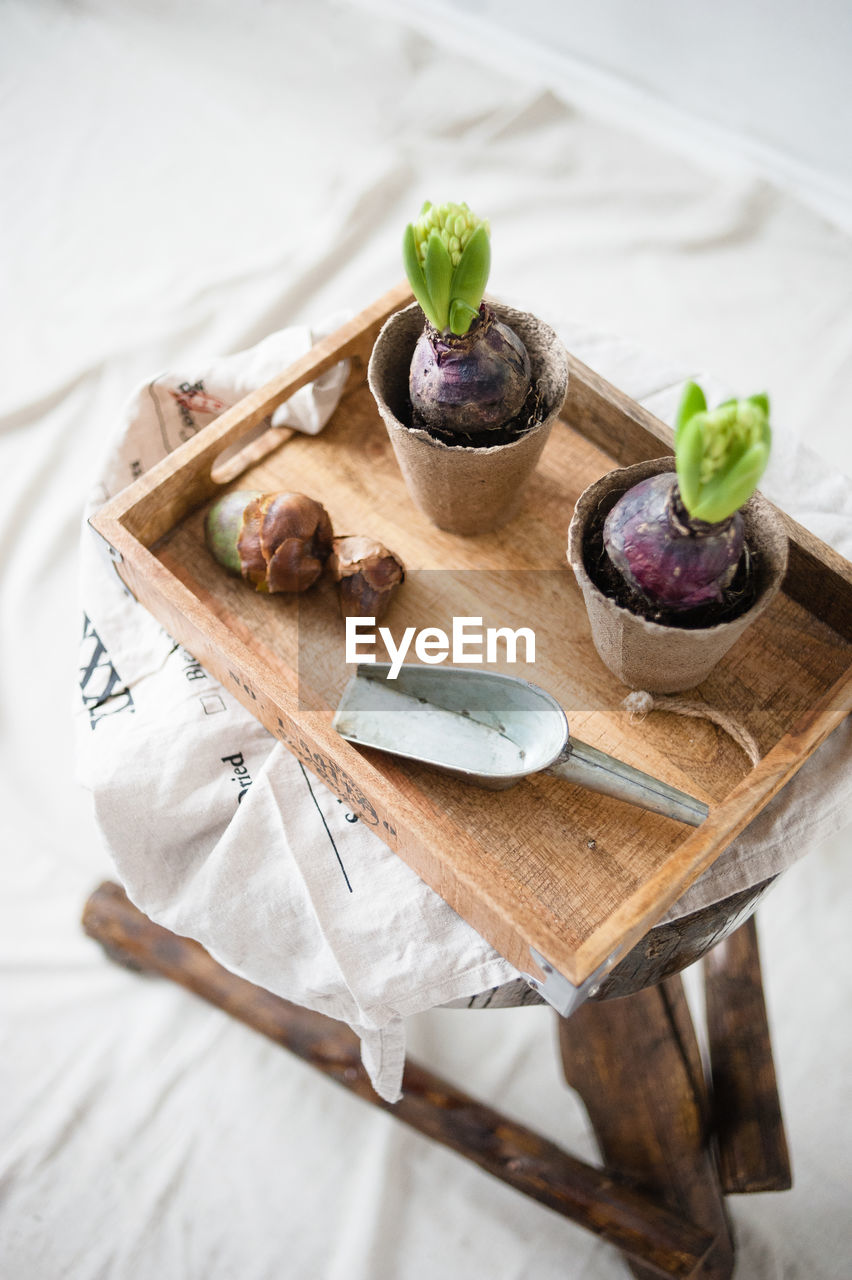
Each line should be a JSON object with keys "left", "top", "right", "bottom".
{"left": 327, "top": 536, "right": 405, "bottom": 619}
{"left": 402, "top": 199, "right": 531, "bottom": 436}
{"left": 604, "top": 471, "right": 744, "bottom": 611}
{"left": 205, "top": 491, "right": 333, "bottom": 593}
{"left": 603, "top": 382, "right": 771, "bottom": 612}
{"left": 409, "top": 304, "right": 531, "bottom": 434}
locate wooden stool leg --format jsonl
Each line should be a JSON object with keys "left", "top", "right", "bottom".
{"left": 559, "top": 976, "right": 735, "bottom": 1280}
{"left": 83, "top": 883, "right": 713, "bottom": 1278}
{"left": 704, "top": 916, "right": 791, "bottom": 1193}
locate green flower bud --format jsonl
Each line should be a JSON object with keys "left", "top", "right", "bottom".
{"left": 674, "top": 381, "right": 772, "bottom": 524}
{"left": 402, "top": 199, "right": 493, "bottom": 334}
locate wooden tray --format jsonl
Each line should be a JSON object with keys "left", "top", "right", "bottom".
{"left": 91, "top": 282, "right": 852, "bottom": 998}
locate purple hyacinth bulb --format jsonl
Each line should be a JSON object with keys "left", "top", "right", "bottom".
{"left": 409, "top": 304, "right": 531, "bottom": 435}
{"left": 603, "top": 471, "right": 744, "bottom": 611}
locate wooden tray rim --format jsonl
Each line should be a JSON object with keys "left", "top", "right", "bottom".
{"left": 90, "top": 283, "right": 852, "bottom": 986}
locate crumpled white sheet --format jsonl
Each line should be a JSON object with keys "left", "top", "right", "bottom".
{"left": 76, "top": 313, "right": 851, "bottom": 1103}
{"left": 5, "top": 2, "right": 852, "bottom": 1277}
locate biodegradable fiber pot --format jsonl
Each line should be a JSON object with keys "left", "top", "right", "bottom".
{"left": 567, "top": 457, "right": 789, "bottom": 693}
{"left": 368, "top": 301, "right": 569, "bottom": 536}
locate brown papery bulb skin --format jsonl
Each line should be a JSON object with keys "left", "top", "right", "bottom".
{"left": 328, "top": 536, "right": 405, "bottom": 619}
{"left": 237, "top": 492, "right": 334, "bottom": 593}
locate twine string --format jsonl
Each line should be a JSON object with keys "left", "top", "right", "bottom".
{"left": 622, "top": 690, "right": 762, "bottom": 766}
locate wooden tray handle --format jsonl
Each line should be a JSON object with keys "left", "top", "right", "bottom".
{"left": 99, "top": 283, "right": 413, "bottom": 548}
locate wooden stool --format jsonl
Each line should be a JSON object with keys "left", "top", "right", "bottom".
{"left": 82, "top": 880, "right": 791, "bottom": 1279}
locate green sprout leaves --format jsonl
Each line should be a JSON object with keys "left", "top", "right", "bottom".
{"left": 674, "top": 381, "right": 707, "bottom": 436}
{"left": 402, "top": 201, "right": 491, "bottom": 334}
{"left": 424, "top": 231, "right": 452, "bottom": 331}
{"left": 402, "top": 223, "right": 433, "bottom": 324}
{"left": 675, "top": 381, "right": 771, "bottom": 524}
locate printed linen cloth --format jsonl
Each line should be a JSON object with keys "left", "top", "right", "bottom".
{"left": 75, "top": 316, "right": 517, "bottom": 1103}
{"left": 76, "top": 318, "right": 852, "bottom": 1102}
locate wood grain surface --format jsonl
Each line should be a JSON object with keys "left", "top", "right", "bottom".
{"left": 89, "top": 288, "right": 852, "bottom": 987}
{"left": 560, "top": 976, "right": 735, "bottom": 1279}
{"left": 704, "top": 917, "right": 792, "bottom": 1194}
{"left": 595, "top": 877, "right": 775, "bottom": 1000}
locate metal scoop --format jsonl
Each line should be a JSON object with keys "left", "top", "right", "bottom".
{"left": 333, "top": 664, "right": 708, "bottom": 826}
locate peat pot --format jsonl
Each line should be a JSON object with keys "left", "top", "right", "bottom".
{"left": 567, "top": 456, "right": 788, "bottom": 693}
{"left": 368, "top": 300, "right": 569, "bottom": 536}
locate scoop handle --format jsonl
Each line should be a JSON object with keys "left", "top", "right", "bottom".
{"left": 547, "top": 739, "right": 708, "bottom": 827}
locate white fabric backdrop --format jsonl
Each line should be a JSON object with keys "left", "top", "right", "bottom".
{"left": 360, "top": 0, "right": 852, "bottom": 231}
{"left": 2, "top": 2, "right": 851, "bottom": 1277}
